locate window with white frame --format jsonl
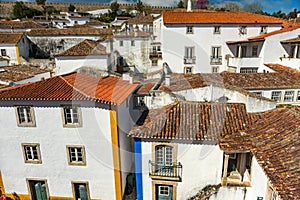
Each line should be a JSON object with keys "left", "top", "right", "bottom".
{"left": 158, "top": 185, "right": 169, "bottom": 196}
{"left": 152, "top": 59, "right": 158, "bottom": 66}
{"left": 252, "top": 46, "right": 258, "bottom": 57}
{"left": 214, "top": 26, "right": 221, "bottom": 34}
{"left": 251, "top": 91, "right": 262, "bottom": 96}
{"left": 297, "top": 91, "right": 300, "bottom": 101}
{"left": 271, "top": 91, "right": 282, "bottom": 102}
{"left": 212, "top": 66, "right": 219, "bottom": 73}
{"left": 72, "top": 182, "right": 90, "bottom": 200}
{"left": 283, "top": 91, "right": 294, "bottom": 102}
{"left": 119, "top": 40, "right": 123, "bottom": 47}
{"left": 15, "top": 106, "right": 36, "bottom": 127}
{"left": 1, "top": 49, "right": 6, "bottom": 56}
{"left": 184, "top": 66, "right": 193, "bottom": 74}
{"left": 184, "top": 47, "right": 195, "bottom": 64}
{"left": 67, "top": 145, "right": 86, "bottom": 166}
{"left": 186, "top": 26, "right": 193, "bottom": 34}
{"left": 240, "top": 68, "right": 258, "bottom": 73}
{"left": 239, "top": 26, "right": 247, "bottom": 34}
{"left": 260, "top": 26, "right": 267, "bottom": 34}
{"left": 131, "top": 40, "right": 135, "bottom": 46}
{"left": 62, "top": 105, "right": 82, "bottom": 127}
{"left": 22, "top": 143, "right": 42, "bottom": 164}
{"left": 211, "top": 47, "right": 222, "bottom": 64}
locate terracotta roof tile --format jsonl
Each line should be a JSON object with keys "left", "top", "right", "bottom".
{"left": 163, "top": 11, "right": 286, "bottom": 24}
{"left": 0, "top": 21, "right": 43, "bottom": 29}
{"left": 0, "top": 65, "right": 49, "bottom": 83}
{"left": 114, "top": 30, "right": 151, "bottom": 38}
{"left": 0, "top": 33, "right": 23, "bottom": 44}
{"left": 0, "top": 72, "right": 138, "bottom": 105}
{"left": 127, "top": 14, "right": 154, "bottom": 24}
{"left": 56, "top": 39, "right": 107, "bottom": 57}
{"left": 219, "top": 107, "right": 300, "bottom": 200}
{"left": 27, "top": 27, "right": 113, "bottom": 36}
{"left": 129, "top": 101, "right": 253, "bottom": 141}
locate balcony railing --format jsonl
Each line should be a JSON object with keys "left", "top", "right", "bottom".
{"left": 149, "top": 51, "right": 162, "bottom": 59}
{"left": 210, "top": 56, "right": 222, "bottom": 64}
{"left": 184, "top": 56, "right": 196, "bottom": 64}
{"left": 149, "top": 160, "right": 182, "bottom": 181}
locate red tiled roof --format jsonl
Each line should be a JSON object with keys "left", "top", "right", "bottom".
{"left": 219, "top": 107, "right": 300, "bottom": 200}
{"left": 0, "top": 33, "right": 23, "bottom": 44}
{"left": 163, "top": 11, "right": 286, "bottom": 24}
{"left": 281, "top": 35, "right": 300, "bottom": 43}
{"left": 0, "top": 72, "right": 139, "bottom": 105}
{"left": 127, "top": 14, "right": 154, "bottom": 24}
{"left": 128, "top": 101, "right": 254, "bottom": 141}
{"left": 27, "top": 27, "right": 113, "bottom": 36}
{"left": 56, "top": 39, "right": 107, "bottom": 57}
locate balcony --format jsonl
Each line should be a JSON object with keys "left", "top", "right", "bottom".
{"left": 228, "top": 57, "right": 262, "bottom": 69}
{"left": 149, "top": 160, "right": 182, "bottom": 181}
{"left": 210, "top": 56, "right": 222, "bottom": 65}
{"left": 184, "top": 56, "right": 196, "bottom": 64}
{"left": 149, "top": 51, "right": 162, "bottom": 59}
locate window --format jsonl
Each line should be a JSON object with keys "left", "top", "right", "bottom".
{"left": 67, "top": 145, "right": 86, "bottom": 166}
{"left": 240, "top": 68, "right": 258, "bottom": 73}
{"left": 211, "top": 47, "right": 222, "bottom": 64}
{"left": 252, "top": 46, "right": 258, "bottom": 57}
{"left": 22, "top": 143, "right": 42, "bottom": 164}
{"left": 62, "top": 105, "right": 82, "bottom": 127}
{"left": 119, "top": 40, "right": 123, "bottom": 47}
{"left": 222, "top": 152, "right": 252, "bottom": 186}
{"left": 158, "top": 186, "right": 169, "bottom": 196}
{"left": 131, "top": 40, "right": 135, "bottom": 46}
{"left": 239, "top": 26, "right": 247, "bottom": 34}
{"left": 1, "top": 49, "right": 6, "bottom": 56}
{"left": 184, "top": 66, "right": 193, "bottom": 74}
{"left": 152, "top": 59, "right": 158, "bottom": 66}
{"left": 155, "top": 145, "right": 173, "bottom": 167}
{"left": 214, "top": 26, "right": 221, "bottom": 34}
{"left": 184, "top": 47, "right": 195, "bottom": 64}
{"left": 72, "top": 182, "right": 90, "bottom": 200}
{"left": 283, "top": 91, "right": 294, "bottom": 102}
{"left": 251, "top": 91, "right": 262, "bottom": 96}
{"left": 297, "top": 91, "right": 300, "bottom": 101}
{"left": 15, "top": 106, "right": 36, "bottom": 127}
{"left": 271, "top": 91, "right": 282, "bottom": 102}
{"left": 212, "top": 66, "right": 219, "bottom": 73}
{"left": 289, "top": 45, "right": 298, "bottom": 58}
{"left": 260, "top": 26, "right": 267, "bottom": 34}
{"left": 186, "top": 26, "right": 193, "bottom": 34}
{"left": 74, "top": 21, "right": 78, "bottom": 25}
{"left": 27, "top": 180, "right": 48, "bottom": 200}
{"left": 241, "top": 46, "right": 247, "bottom": 57}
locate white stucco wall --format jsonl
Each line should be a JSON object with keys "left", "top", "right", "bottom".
{"left": 14, "top": 72, "right": 51, "bottom": 85}
{"left": 0, "top": 44, "right": 18, "bottom": 65}
{"left": 159, "top": 21, "right": 282, "bottom": 73}
{"left": 55, "top": 55, "right": 108, "bottom": 75}
{"left": 174, "top": 85, "right": 276, "bottom": 112}
{"left": 0, "top": 101, "right": 120, "bottom": 199}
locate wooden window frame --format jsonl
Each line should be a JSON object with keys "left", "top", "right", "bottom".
{"left": 61, "top": 105, "right": 82, "bottom": 128}
{"left": 66, "top": 145, "right": 86, "bottom": 166}
{"left": 15, "top": 106, "right": 36, "bottom": 127}
{"left": 186, "top": 26, "right": 194, "bottom": 34}
{"left": 22, "top": 143, "right": 42, "bottom": 164}
{"left": 26, "top": 179, "right": 49, "bottom": 200}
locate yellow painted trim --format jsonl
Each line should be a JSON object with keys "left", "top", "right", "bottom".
{"left": 5, "top": 194, "right": 72, "bottom": 200}
{"left": 0, "top": 171, "right": 5, "bottom": 194}
{"left": 15, "top": 45, "right": 21, "bottom": 64}
{"left": 110, "top": 110, "right": 122, "bottom": 200}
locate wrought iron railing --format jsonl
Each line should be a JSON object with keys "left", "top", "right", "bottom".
{"left": 184, "top": 56, "right": 196, "bottom": 64}
{"left": 210, "top": 56, "right": 222, "bottom": 64}
{"left": 149, "top": 160, "right": 182, "bottom": 180}
{"left": 149, "top": 51, "right": 162, "bottom": 59}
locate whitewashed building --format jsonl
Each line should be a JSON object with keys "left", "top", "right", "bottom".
{"left": 0, "top": 72, "right": 141, "bottom": 200}
{"left": 55, "top": 39, "right": 109, "bottom": 75}
{"left": 129, "top": 101, "right": 299, "bottom": 200}
{"left": 153, "top": 10, "right": 285, "bottom": 73}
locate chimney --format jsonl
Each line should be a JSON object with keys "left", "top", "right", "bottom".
{"left": 165, "top": 74, "right": 171, "bottom": 86}
{"left": 129, "top": 74, "right": 134, "bottom": 84}
{"left": 187, "top": 0, "right": 192, "bottom": 12}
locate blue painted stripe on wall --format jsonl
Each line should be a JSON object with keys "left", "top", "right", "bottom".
{"left": 134, "top": 138, "right": 143, "bottom": 200}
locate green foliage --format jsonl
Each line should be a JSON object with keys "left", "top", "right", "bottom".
{"left": 36, "top": 0, "right": 46, "bottom": 6}
{"left": 177, "top": 0, "right": 184, "bottom": 8}
{"left": 110, "top": 1, "right": 120, "bottom": 14}
{"left": 45, "top": 6, "right": 59, "bottom": 14}
{"left": 68, "top": 4, "right": 76, "bottom": 12}
{"left": 243, "top": 3, "right": 263, "bottom": 13}
{"left": 271, "top": 10, "right": 288, "bottom": 19}
{"left": 98, "top": 12, "right": 115, "bottom": 23}
{"left": 136, "top": 0, "right": 144, "bottom": 12}
{"left": 13, "top": 1, "right": 42, "bottom": 19}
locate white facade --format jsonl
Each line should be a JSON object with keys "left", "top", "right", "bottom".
{"left": 0, "top": 95, "right": 140, "bottom": 199}
{"left": 55, "top": 55, "right": 109, "bottom": 75}
{"left": 139, "top": 141, "right": 271, "bottom": 200}
{"left": 155, "top": 15, "right": 282, "bottom": 73}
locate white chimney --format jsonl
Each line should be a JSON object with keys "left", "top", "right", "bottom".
{"left": 165, "top": 75, "right": 171, "bottom": 86}
{"left": 187, "top": 0, "right": 192, "bottom": 12}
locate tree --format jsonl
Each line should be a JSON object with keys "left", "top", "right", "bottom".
{"left": 243, "top": 3, "right": 263, "bottom": 13}
{"left": 177, "top": 0, "right": 184, "bottom": 8}
{"left": 68, "top": 4, "right": 76, "bottom": 12}
{"left": 271, "top": 10, "right": 287, "bottom": 19}
{"left": 197, "top": 0, "right": 209, "bottom": 9}
{"left": 36, "top": 0, "right": 46, "bottom": 7}
{"left": 13, "top": 1, "right": 42, "bottom": 19}
{"left": 224, "top": 2, "right": 242, "bottom": 12}
{"left": 110, "top": 1, "right": 120, "bottom": 14}
{"left": 136, "top": 0, "right": 144, "bottom": 13}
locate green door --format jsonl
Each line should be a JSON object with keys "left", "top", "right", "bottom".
{"left": 34, "top": 182, "right": 48, "bottom": 200}
{"left": 156, "top": 185, "right": 173, "bottom": 200}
